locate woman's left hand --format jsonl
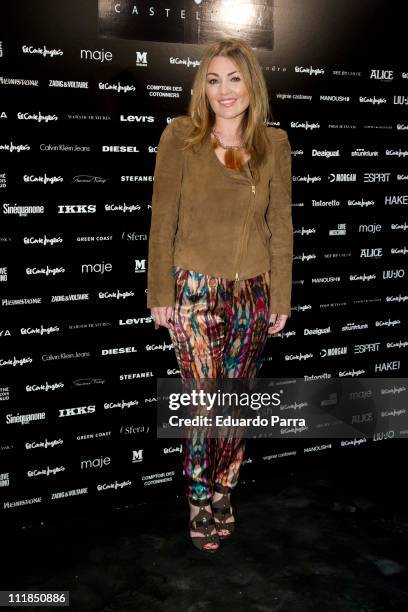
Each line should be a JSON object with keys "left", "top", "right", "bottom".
{"left": 267, "top": 313, "right": 288, "bottom": 335}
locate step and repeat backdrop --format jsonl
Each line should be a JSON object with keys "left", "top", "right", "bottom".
{"left": 0, "top": 0, "right": 407, "bottom": 526}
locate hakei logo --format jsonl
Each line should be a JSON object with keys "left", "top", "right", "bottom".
{"left": 80, "top": 48, "right": 112, "bottom": 63}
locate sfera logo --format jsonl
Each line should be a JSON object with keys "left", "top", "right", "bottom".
{"left": 132, "top": 449, "right": 144, "bottom": 463}
{"left": 135, "top": 51, "right": 147, "bottom": 67}
{"left": 122, "top": 232, "right": 147, "bottom": 242}
{"left": 80, "top": 48, "right": 112, "bottom": 62}
{"left": 81, "top": 261, "right": 112, "bottom": 274}
{"left": 134, "top": 259, "right": 146, "bottom": 273}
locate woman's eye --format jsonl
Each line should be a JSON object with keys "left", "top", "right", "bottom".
{"left": 208, "top": 76, "right": 240, "bottom": 85}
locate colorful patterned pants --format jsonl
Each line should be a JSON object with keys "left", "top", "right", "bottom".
{"left": 168, "top": 266, "right": 271, "bottom": 502}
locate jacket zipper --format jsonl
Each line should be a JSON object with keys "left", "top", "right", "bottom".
{"left": 234, "top": 183, "right": 256, "bottom": 292}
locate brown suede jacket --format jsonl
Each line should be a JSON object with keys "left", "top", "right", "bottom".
{"left": 147, "top": 115, "right": 294, "bottom": 317}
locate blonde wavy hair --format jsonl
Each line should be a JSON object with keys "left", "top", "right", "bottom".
{"left": 177, "top": 37, "right": 272, "bottom": 183}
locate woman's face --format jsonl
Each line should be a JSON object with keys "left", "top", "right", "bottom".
{"left": 205, "top": 55, "right": 250, "bottom": 123}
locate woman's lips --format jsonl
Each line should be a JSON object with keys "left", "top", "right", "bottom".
{"left": 218, "top": 99, "right": 237, "bottom": 107}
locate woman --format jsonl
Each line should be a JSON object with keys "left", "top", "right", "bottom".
{"left": 147, "top": 38, "right": 293, "bottom": 553}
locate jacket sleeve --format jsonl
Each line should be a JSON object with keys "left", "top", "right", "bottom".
{"left": 266, "top": 132, "right": 294, "bottom": 318}
{"left": 146, "top": 118, "right": 184, "bottom": 308}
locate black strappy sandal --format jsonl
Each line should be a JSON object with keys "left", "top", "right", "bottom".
{"left": 211, "top": 483, "right": 235, "bottom": 539}
{"left": 189, "top": 497, "right": 220, "bottom": 553}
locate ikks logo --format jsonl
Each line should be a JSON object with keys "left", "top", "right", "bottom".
{"left": 135, "top": 51, "right": 147, "bottom": 67}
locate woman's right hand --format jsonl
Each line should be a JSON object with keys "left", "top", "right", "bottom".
{"left": 150, "top": 306, "right": 174, "bottom": 330}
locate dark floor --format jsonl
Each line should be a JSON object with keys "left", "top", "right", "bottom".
{"left": 3, "top": 453, "right": 408, "bottom": 612}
